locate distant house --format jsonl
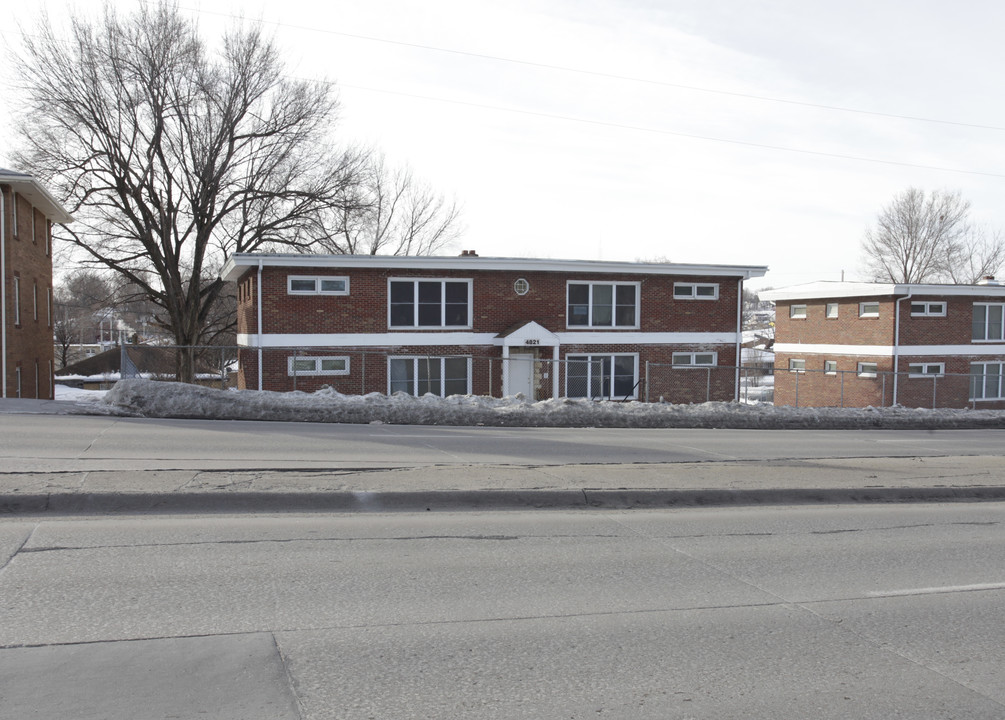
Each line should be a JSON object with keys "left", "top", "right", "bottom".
{"left": 1, "top": 169, "right": 73, "bottom": 399}
{"left": 762, "top": 280, "right": 1005, "bottom": 408}
{"left": 56, "top": 345, "right": 226, "bottom": 390}
{"left": 221, "top": 252, "right": 767, "bottom": 401}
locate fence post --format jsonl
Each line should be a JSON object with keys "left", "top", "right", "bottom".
{"left": 220, "top": 346, "right": 226, "bottom": 389}
{"left": 932, "top": 376, "right": 937, "bottom": 409}
{"left": 292, "top": 347, "right": 298, "bottom": 392}
{"left": 840, "top": 370, "right": 845, "bottom": 407}
{"left": 795, "top": 370, "right": 799, "bottom": 408}
{"left": 882, "top": 373, "right": 887, "bottom": 406}
{"left": 645, "top": 361, "right": 650, "bottom": 403}
{"left": 489, "top": 357, "right": 493, "bottom": 398}
{"left": 706, "top": 367, "right": 711, "bottom": 403}
{"left": 361, "top": 352, "right": 366, "bottom": 395}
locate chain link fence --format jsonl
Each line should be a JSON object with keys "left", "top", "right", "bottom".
{"left": 55, "top": 344, "right": 1000, "bottom": 409}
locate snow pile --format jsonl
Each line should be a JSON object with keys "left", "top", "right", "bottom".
{"left": 99, "top": 379, "right": 1005, "bottom": 430}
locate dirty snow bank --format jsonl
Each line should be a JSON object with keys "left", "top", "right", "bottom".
{"left": 99, "top": 379, "right": 1005, "bottom": 430}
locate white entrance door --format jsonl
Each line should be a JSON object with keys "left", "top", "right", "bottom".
{"left": 509, "top": 352, "right": 535, "bottom": 398}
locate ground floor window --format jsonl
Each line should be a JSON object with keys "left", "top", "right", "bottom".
{"left": 389, "top": 356, "right": 471, "bottom": 397}
{"left": 970, "top": 362, "right": 1004, "bottom": 400}
{"left": 566, "top": 354, "right": 637, "bottom": 400}
{"left": 907, "top": 362, "right": 944, "bottom": 378}
{"left": 288, "top": 355, "right": 350, "bottom": 376}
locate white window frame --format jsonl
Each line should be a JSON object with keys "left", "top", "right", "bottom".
{"left": 859, "top": 302, "right": 880, "bottom": 318}
{"left": 789, "top": 304, "right": 807, "bottom": 319}
{"left": 908, "top": 362, "right": 944, "bottom": 378}
{"left": 389, "top": 278, "right": 473, "bottom": 329}
{"left": 910, "top": 301, "right": 946, "bottom": 317}
{"left": 388, "top": 356, "right": 472, "bottom": 397}
{"left": 789, "top": 358, "right": 806, "bottom": 373}
{"left": 970, "top": 362, "right": 1005, "bottom": 401}
{"left": 513, "top": 278, "right": 530, "bottom": 296}
{"left": 673, "top": 282, "right": 719, "bottom": 301}
{"left": 32, "top": 281, "right": 37, "bottom": 321}
{"left": 857, "top": 362, "right": 878, "bottom": 377}
{"left": 287, "top": 355, "right": 350, "bottom": 376}
{"left": 824, "top": 360, "right": 838, "bottom": 375}
{"left": 31, "top": 206, "right": 37, "bottom": 244}
{"left": 671, "top": 351, "right": 717, "bottom": 367}
{"left": 566, "top": 281, "right": 640, "bottom": 329}
{"left": 287, "top": 275, "right": 350, "bottom": 295}
{"left": 972, "top": 303, "right": 1005, "bottom": 342}
{"left": 565, "top": 353, "right": 639, "bottom": 400}
{"left": 11, "top": 192, "right": 18, "bottom": 237}
{"left": 825, "top": 303, "right": 839, "bottom": 319}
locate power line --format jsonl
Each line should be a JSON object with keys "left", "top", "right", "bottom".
{"left": 177, "top": 3, "right": 1005, "bottom": 132}
{"left": 339, "top": 83, "right": 1005, "bottom": 179}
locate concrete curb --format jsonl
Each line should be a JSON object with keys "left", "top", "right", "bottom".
{"left": 3, "top": 486, "right": 1005, "bottom": 515}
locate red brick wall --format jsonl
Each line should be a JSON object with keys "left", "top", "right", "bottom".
{"left": 2, "top": 186, "right": 55, "bottom": 399}
{"left": 774, "top": 297, "right": 895, "bottom": 345}
{"left": 235, "top": 266, "right": 741, "bottom": 336}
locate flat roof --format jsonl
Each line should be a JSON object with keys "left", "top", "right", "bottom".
{"left": 760, "top": 280, "right": 1005, "bottom": 301}
{"left": 221, "top": 253, "right": 768, "bottom": 282}
{"left": 0, "top": 168, "right": 74, "bottom": 224}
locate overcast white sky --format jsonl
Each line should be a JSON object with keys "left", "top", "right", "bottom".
{"left": 3, "top": 0, "right": 1005, "bottom": 290}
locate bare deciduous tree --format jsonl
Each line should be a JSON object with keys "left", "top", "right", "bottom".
{"left": 861, "top": 188, "right": 1004, "bottom": 284}
{"left": 13, "top": 2, "right": 364, "bottom": 381}
{"left": 315, "top": 153, "right": 462, "bottom": 256}
{"left": 53, "top": 270, "right": 117, "bottom": 368}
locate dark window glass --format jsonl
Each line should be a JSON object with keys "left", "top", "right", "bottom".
{"left": 417, "top": 282, "right": 442, "bottom": 326}
{"left": 416, "top": 357, "right": 442, "bottom": 395}
{"left": 389, "top": 359, "right": 414, "bottom": 394}
{"left": 443, "top": 358, "right": 469, "bottom": 396}
{"left": 612, "top": 355, "right": 635, "bottom": 397}
{"left": 568, "top": 284, "right": 589, "bottom": 326}
{"left": 444, "top": 282, "right": 469, "bottom": 326}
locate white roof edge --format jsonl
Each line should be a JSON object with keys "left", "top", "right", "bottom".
{"left": 220, "top": 253, "right": 768, "bottom": 282}
{"left": 0, "top": 172, "right": 74, "bottom": 224}
{"left": 760, "top": 281, "right": 1005, "bottom": 301}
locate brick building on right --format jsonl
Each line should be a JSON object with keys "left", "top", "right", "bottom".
{"left": 762, "top": 280, "right": 1005, "bottom": 409}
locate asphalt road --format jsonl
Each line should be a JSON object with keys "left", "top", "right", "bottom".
{"left": 3, "top": 413, "right": 1005, "bottom": 471}
{"left": 2, "top": 504, "right": 1004, "bottom": 719}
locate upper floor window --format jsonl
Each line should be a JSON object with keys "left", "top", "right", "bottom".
{"left": 288, "top": 275, "right": 349, "bottom": 295}
{"left": 11, "top": 192, "right": 18, "bottom": 238}
{"left": 859, "top": 302, "right": 879, "bottom": 318}
{"left": 673, "top": 282, "right": 718, "bottom": 300}
{"left": 389, "top": 279, "right": 471, "bottom": 328}
{"left": 911, "top": 301, "right": 945, "bottom": 317}
{"left": 826, "top": 303, "right": 839, "bottom": 319}
{"left": 972, "top": 303, "right": 1004, "bottom": 341}
{"left": 789, "top": 304, "right": 807, "bottom": 319}
{"left": 567, "top": 281, "right": 638, "bottom": 328}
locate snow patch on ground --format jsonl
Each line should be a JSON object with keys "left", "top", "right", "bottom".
{"left": 96, "top": 379, "right": 1005, "bottom": 430}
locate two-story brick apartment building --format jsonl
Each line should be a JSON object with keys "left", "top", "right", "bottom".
{"left": 222, "top": 253, "right": 767, "bottom": 401}
{"left": 1, "top": 169, "right": 73, "bottom": 399}
{"left": 763, "top": 280, "right": 1005, "bottom": 408}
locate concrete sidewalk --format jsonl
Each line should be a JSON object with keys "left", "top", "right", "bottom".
{"left": 4, "top": 455, "right": 1005, "bottom": 514}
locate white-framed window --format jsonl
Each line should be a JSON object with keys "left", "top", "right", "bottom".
{"left": 566, "top": 353, "right": 638, "bottom": 400}
{"left": 789, "top": 358, "right": 806, "bottom": 373}
{"left": 859, "top": 302, "right": 880, "bottom": 318}
{"left": 857, "top": 362, "right": 878, "bottom": 377}
{"left": 11, "top": 192, "right": 18, "bottom": 237}
{"left": 972, "top": 303, "right": 1005, "bottom": 341}
{"left": 789, "top": 304, "right": 807, "bottom": 319}
{"left": 514, "top": 278, "right": 530, "bottom": 296}
{"left": 47, "top": 287, "right": 52, "bottom": 327}
{"left": 288, "top": 355, "right": 350, "bottom": 376}
{"left": 673, "top": 282, "right": 719, "bottom": 300}
{"left": 672, "top": 351, "right": 717, "bottom": 367}
{"left": 31, "top": 207, "right": 37, "bottom": 244}
{"left": 970, "top": 362, "right": 1005, "bottom": 400}
{"left": 389, "top": 356, "right": 471, "bottom": 397}
{"left": 287, "top": 275, "right": 349, "bottom": 295}
{"left": 567, "top": 281, "right": 639, "bottom": 328}
{"left": 824, "top": 360, "right": 838, "bottom": 374}
{"left": 910, "top": 301, "right": 946, "bottom": 317}
{"left": 826, "top": 303, "right": 839, "bottom": 319}
{"left": 389, "top": 279, "right": 471, "bottom": 328}
{"left": 32, "top": 282, "right": 37, "bottom": 321}
{"left": 908, "top": 362, "right": 944, "bottom": 378}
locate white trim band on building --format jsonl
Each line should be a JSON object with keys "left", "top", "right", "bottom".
{"left": 237, "top": 332, "right": 741, "bottom": 348}
{"left": 774, "top": 343, "right": 1005, "bottom": 357}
